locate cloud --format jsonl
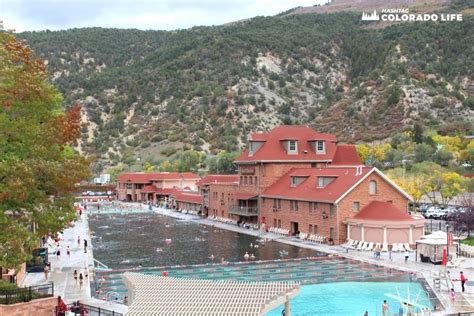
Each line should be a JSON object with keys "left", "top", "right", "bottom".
{"left": 1, "top": 0, "right": 327, "bottom": 32}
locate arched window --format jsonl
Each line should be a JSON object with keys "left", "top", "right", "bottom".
{"left": 369, "top": 180, "right": 377, "bottom": 195}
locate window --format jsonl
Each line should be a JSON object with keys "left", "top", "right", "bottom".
{"left": 369, "top": 180, "right": 377, "bottom": 195}
{"left": 221, "top": 193, "right": 224, "bottom": 200}
{"left": 309, "top": 224, "right": 313, "bottom": 233}
{"left": 314, "top": 225, "right": 318, "bottom": 234}
{"left": 254, "top": 176, "right": 257, "bottom": 186}
{"left": 330, "top": 205, "right": 336, "bottom": 217}
{"left": 240, "top": 176, "right": 243, "bottom": 185}
{"left": 352, "top": 201, "right": 360, "bottom": 212}
{"left": 278, "top": 219, "right": 281, "bottom": 228}
{"left": 289, "top": 140, "right": 297, "bottom": 153}
{"left": 249, "top": 176, "right": 253, "bottom": 185}
{"left": 291, "top": 177, "right": 297, "bottom": 187}
{"left": 244, "top": 176, "right": 248, "bottom": 185}
{"left": 317, "top": 176, "right": 336, "bottom": 188}
{"left": 278, "top": 199, "right": 281, "bottom": 209}
{"left": 126, "top": 183, "right": 133, "bottom": 189}
{"left": 295, "top": 200, "right": 298, "bottom": 211}
{"left": 316, "top": 140, "right": 325, "bottom": 153}
{"left": 262, "top": 197, "right": 265, "bottom": 205}
{"left": 274, "top": 218, "right": 277, "bottom": 227}
{"left": 273, "top": 199, "right": 277, "bottom": 209}
{"left": 330, "top": 227, "right": 334, "bottom": 240}
{"left": 309, "top": 202, "right": 318, "bottom": 213}
{"left": 290, "top": 200, "right": 298, "bottom": 211}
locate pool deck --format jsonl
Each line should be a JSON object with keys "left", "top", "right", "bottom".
{"left": 20, "top": 212, "right": 128, "bottom": 314}
{"left": 151, "top": 205, "right": 474, "bottom": 315}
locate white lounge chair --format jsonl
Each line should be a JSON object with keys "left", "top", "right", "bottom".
{"left": 357, "top": 242, "right": 367, "bottom": 250}
{"left": 404, "top": 243, "right": 414, "bottom": 252}
{"left": 381, "top": 243, "right": 388, "bottom": 252}
{"left": 342, "top": 239, "right": 353, "bottom": 248}
{"left": 365, "top": 242, "right": 374, "bottom": 251}
{"left": 351, "top": 240, "right": 361, "bottom": 249}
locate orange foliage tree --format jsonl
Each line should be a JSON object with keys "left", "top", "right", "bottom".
{"left": 0, "top": 33, "right": 90, "bottom": 269}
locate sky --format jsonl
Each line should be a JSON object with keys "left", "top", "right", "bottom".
{"left": 1, "top": 0, "right": 329, "bottom": 32}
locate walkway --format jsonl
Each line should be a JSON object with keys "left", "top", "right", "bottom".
{"left": 21, "top": 212, "right": 128, "bottom": 314}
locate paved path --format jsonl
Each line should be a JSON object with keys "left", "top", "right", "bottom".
{"left": 21, "top": 212, "right": 128, "bottom": 314}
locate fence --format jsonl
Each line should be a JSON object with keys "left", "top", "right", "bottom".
{"left": 0, "top": 283, "right": 54, "bottom": 305}
{"left": 58, "top": 303, "right": 124, "bottom": 316}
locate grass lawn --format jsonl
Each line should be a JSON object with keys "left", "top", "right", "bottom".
{"left": 461, "top": 236, "right": 474, "bottom": 245}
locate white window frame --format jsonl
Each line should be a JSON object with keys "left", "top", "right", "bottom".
{"left": 316, "top": 140, "right": 325, "bottom": 154}
{"left": 369, "top": 180, "right": 377, "bottom": 195}
{"left": 288, "top": 140, "right": 297, "bottom": 154}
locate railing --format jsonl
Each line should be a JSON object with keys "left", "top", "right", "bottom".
{"left": 229, "top": 206, "right": 258, "bottom": 216}
{"left": 0, "top": 283, "right": 54, "bottom": 305}
{"left": 58, "top": 302, "right": 123, "bottom": 316}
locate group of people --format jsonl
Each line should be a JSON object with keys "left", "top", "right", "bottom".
{"left": 73, "top": 267, "right": 89, "bottom": 289}
{"left": 56, "top": 296, "right": 88, "bottom": 316}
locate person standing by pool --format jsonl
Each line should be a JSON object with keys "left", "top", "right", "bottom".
{"left": 450, "top": 288, "right": 456, "bottom": 303}
{"left": 77, "top": 235, "right": 81, "bottom": 247}
{"left": 84, "top": 239, "right": 88, "bottom": 253}
{"left": 67, "top": 246, "right": 71, "bottom": 258}
{"left": 56, "top": 296, "right": 68, "bottom": 316}
{"left": 404, "top": 249, "right": 409, "bottom": 263}
{"left": 79, "top": 272, "right": 84, "bottom": 289}
{"left": 382, "top": 300, "right": 389, "bottom": 316}
{"left": 74, "top": 270, "right": 78, "bottom": 284}
{"left": 44, "top": 264, "right": 49, "bottom": 280}
{"left": 460, "top": 271, "right": 467, "bottom": 292}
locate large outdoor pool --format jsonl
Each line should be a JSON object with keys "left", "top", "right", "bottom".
{"left": 267, "top": 282, "right": 434, "bottom": 316}
{"left": 89, "top": 210, "right": 438, "bottom": 314}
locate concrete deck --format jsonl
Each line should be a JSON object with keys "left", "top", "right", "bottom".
{"left": 21, "top": 212, "right": 128, "bottom": 314}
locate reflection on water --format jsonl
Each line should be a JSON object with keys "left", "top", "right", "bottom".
{"left": 89, "top": 213, "right": 320, "bottom": 269}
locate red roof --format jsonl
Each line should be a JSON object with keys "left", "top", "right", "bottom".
{"left": 173, "top": 192, "right": 203, "bottom": 204}
{"left": 331, "top": 144, "right": 362, "bottom": 166}
{"left": 353, "top": 201, "right": 412, "bottom": 221}
{"left": 117, "top": 172, "right": 200, "bottom": 183}
{"left": 235, "top": 125, "right": 337, "bottom": 163}
{"left": 196, "top": 175, "right": 239, "bottom": 186}
{"left": 142, "top": 185, "right": 158, "bottom": 192}
{"left": 235, "top": 193, "right": 257, "bottom": 200}
{"left": 261, "top": 167, "right": 373, "bottom": 203}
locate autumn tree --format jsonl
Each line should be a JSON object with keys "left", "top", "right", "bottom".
{"left": 0, "top": 33, "right": 90, "bottom": 269}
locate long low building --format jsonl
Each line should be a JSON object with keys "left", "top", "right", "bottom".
{"left": 116, "top": 172, "right": 200, "bottom": 202}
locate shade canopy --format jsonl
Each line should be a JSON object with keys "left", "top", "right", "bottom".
{"left": 123, "top": 273, "right": 300, "bottom": 315}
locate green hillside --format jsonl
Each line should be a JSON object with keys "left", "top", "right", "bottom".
{"left": 17, "top": 10, "right": 474, "bottom": 170}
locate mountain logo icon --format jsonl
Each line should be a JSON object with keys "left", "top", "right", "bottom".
{"left": 362, "top": 10, "right": 380, "bottom": 21}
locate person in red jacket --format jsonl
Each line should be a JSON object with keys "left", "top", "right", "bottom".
{"left": 56, "top": 296, "right": 68, "bottom": 316}
{"left": 460, "top": 271, "right": 468, "bottom": 292}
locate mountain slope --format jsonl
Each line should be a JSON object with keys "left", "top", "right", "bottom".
{"left": 18, "top": 10, "right": 474, "bottom": 168}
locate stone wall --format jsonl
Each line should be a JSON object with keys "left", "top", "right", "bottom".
{"left": 0, "top": 296, "right": 57, "bottom": 316}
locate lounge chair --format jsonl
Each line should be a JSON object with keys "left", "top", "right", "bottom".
{"left": 404, "top": 243, "right": 414, "bottom": 252}
{"left": 357, "top": 241, "right": 367, "bottom": 250}
{"left": 381, "top": 243, "right": 388, "bottom": 252}
{"left": 365, "top": 242, "right": 374, "bottom": 251}
{"left": 342, "top": 239, "right": 353, "bottom": 248}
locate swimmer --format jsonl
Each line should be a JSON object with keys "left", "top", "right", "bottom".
{"left": 209, "top": 254, "right": 215, "bottom": 260}
{"left": 250, "top": 253, "right": 255, "bottom": 260}
{"left": 244, "top": 252, "right": 250, "bottom": 260}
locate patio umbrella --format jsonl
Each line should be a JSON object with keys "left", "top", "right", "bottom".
{"left": 441, "top": 248, "right": 448, "bottom": 266}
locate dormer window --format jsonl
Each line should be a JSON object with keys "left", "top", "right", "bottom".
{"left": 317, "top": 176, "right": 336, "bottom": 188}
{"left": 248, "top": 141, "right": 264, "bottom": 156}
{"left": 291, "top": 176, "right": 308, "bottom": 187}
{"left": 316, "top": 140, "right": 325, "bottom": 154}
{"left": 289, "top": 140, "right": 297, "bottom": 154}
{"left": 291, "top": 176, "right": 297, "bottom": 187}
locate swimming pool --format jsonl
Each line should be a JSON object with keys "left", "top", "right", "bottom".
{"left": 266, "top": 282, "right": 434, "bottom": 316}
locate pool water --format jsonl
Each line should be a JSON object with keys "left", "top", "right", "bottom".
{"left": 266, "top": 282, "right": 433, "bottom": 316}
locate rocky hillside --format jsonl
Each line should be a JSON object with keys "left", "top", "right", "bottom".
{"left": 17, "top": 2, "right": 474, "bottom": 169}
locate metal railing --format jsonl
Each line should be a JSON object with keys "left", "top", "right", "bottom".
{"left": 229, "top": 206, "right": 258, "bottom": 216}
{"left": 0, "top": 283, "right": 54, "bottom": 305}
{"left": 58, "top": 302, "right": 123, "bottom": 316}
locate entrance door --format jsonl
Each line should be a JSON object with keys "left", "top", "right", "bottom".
{"left": 290, "top": 222, "right": 299, "bottom": 236}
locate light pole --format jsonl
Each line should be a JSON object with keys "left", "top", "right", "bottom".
{"left": 446, "top": 224, "right": 450, "bottom": 261}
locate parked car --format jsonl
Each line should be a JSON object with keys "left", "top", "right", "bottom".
{"left": 424, "top": 207, "right": 448, "bottom": 219}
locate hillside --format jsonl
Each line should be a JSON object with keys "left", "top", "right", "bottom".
{"left": 17, "top": 5, "right": 474, "bottom": 169}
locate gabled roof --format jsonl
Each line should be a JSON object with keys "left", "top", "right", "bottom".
{"left": 173, "top": 192, "right": 203, "bottom": 204}
{"left": 261, "top": 167, "right": 412, "bottom": 203}
{"left": 117, "top": 172, "right": 200, "bottom": 183}
{"left": 235, "top": 125, "right": 338, "bottom": 163}
{"left": 261, "top": 167, "right": 372, "bottom": 203}
{"left": 330, "top": 144, "right": 362, "bottom": 166}
{"left": 196, "top": 175, "right": 239, "bottom": 186}
{"left": 352, "top": 201, "right": 413, "bottom": 221}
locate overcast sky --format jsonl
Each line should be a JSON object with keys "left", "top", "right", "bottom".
{"left": 1, "top": 0, "right": 328, "bottom": 32}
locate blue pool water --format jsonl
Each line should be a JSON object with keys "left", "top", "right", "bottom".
{"left": 266, "top": 282, "right": 433, "bottom": 316}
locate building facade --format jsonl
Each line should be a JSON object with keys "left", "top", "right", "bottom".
{"left": 116, "top": 172, "right": 200, "bottom": 202}
{"left": 207, "top": 125, "right": 416, "bottom": 245}
{"left": 197, "top": 175, "right": 239, "bottom": 217}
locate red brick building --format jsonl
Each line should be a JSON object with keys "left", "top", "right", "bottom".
{"left": 207, "top": 125, "right": 414, "bottom": 245}
{"left": 196, "top": 175, "right": 239, "bottom": 217}
{"left": 117, "top": 172, "right": 200, "bottom": 202}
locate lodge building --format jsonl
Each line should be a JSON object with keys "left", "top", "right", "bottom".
{"left": 207, "top": 125, "right": 421, "bottom": 245}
